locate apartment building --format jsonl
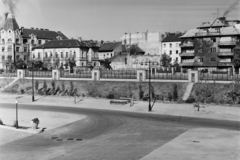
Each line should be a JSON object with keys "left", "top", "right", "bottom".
{"left": 180, "top": 17, "right": 240, "bottom": 72}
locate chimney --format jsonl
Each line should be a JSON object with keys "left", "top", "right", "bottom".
{"left": 219, "top": 17, "right": 226, "bottom": 23}
{"left": 78, "top": 37, "right": 82, "bottom": 42}
{"left": 4, "top": 12, "right": 9, "bottom": 20}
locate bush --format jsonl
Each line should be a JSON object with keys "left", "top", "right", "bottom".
{"left": 138, "top": 84, "right": 144, "bottom": 100}
{"left": 61, "top": 81, "right": 65, "bottom": 93}
{"left": 167, "top": 92, "right": 173, "bottom": 101}
{"left": 35, "top": 80, "right": 39, "bottom": 91}
{"left": 43, "top": 80, "right": 47, "bottom": 95}
{"left": 186, "top": 96, "right": 196, "bottom": 103}
{"left": 172, "top": 84, "right": 178, "bottom": 101}
{"left": 70, "top": 81, "right": 74, "bottom": 96}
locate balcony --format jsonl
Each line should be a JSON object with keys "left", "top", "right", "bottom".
{"left": 180, "top": 52, "right": 194, "bottom": 57}
{"left": 195, "top": 32, "right": 221, "bottom": 37}
{"left": 218, "top": 41, "right": 236, "bottom": 46}
{"left": 180, "top": 42, "right": 194, "bottom": 48}
{"left": 217, "top": 52, "right": 234, "bottom": 56}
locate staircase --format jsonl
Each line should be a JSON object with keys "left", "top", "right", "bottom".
{"left": 0, "top": 78, "right": 19, "bottom": 92}
{"left": 182, "top": 82, "right": 194, "bottom": 101}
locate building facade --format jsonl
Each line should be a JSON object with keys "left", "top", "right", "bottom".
{"left": 161, "top": 33, "right": 182, "bottom": 64}
{"left": 0, "top": 12, "right": 68, "bottom": 69}
{"left": 32, "top": 39, "right": 100, "bottom": 69}
{"left": 180, "top": 17, "right": 240, "bottom": 73}
{"left": 120, "top": 31, "right": 163, "bottom": 56}
{"left": 99, "top": 42, "right": 124, "bottom": 60}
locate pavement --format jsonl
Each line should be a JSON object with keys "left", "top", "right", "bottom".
{"left": 0, "top": 93, "right": 240, "bottom": 160}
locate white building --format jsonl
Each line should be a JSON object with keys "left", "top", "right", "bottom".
{"left": 99, "top": 42, "right": 124, "bottom": 60}
{"left": 120, "top": 31, "right": 164, "bottom": 56}
{"left": 32, "top": 39, "right": 100, "bottom": 69}
{"left": 161, "top": 33, "right": 182, "bottom": 64}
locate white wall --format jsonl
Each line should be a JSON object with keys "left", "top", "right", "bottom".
{"left": 162, "top": 41, "right": 181, "bottom": 64}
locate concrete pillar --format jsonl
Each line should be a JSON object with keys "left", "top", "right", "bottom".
{"left": 92, "top": 70, "right": 100, "bottom": 81}
{"left": 52, "top": 69, "right": 60, "bottom": 80}
{"left": 137, "top": 70, "right": 146, "bottom": 82}
{"left": 233, "top": 66, "right": 235, "bottom": 75}
{"left": 17, "top": 70, "right": 25, "bottom": 79}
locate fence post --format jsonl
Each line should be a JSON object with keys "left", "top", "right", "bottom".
{"left": 92, "top": 69, "right": 100, "bottom": 81}
{"left": 17, "top": 70, "right": 25, "bottom": 79}
{"left": 52, "top": 69, "right": 60, "bottom": 80}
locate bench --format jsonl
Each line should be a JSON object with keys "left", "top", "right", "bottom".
{"left": 110, "top": 99, "right": 129, "bottom": 105}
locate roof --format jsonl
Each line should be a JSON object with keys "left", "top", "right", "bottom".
{"left": 110, "top": 54, "right": 128, "bottom": 63}
{"left": 162, "top": 33, "right": 182, "bottom": 42}
{"left": 21, "top": 28, "right": 68, "bottom": 40}
{"left": 198, "top": 17, "right": 227, "bottom": 29}
{"left": 99, "top": 42, "right": 121, "bottom": 52}
{"left": 32, "top": 39, "right": 91, "bottom": 50}
{"left": 3, "top": 13, "right": 19, "bottom": 31}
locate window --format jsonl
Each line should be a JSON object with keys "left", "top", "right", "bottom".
{"left": 7, "top": 46, "right": 12, "bottom": 52}
{"left": 164, "top": 44, "right": 166, "bottom": 48}
{"left": 38, "top": 40, "right": 42, "bottom": 45}
{"left": 2, "top": 55, "right": 5, "bottom": 60}
{"left": 176, "top": 57, "right": 178, "bottom": 62}
{"left": 50, "top": 52, "right": 53, "bottom": 57}
{"left": 23, "top": 39, "right": 28, "bottom": 44}
{"left": 111, "top": 53, "right": 113, "bottom": 57}
{"left": 24, "top": 56, "right": 27, "bottom": 60}
{"left": 212, "top": 38, "right": 216, "bottom": 42}
{"left": 82, "top": 62, "right": 84, "bottom": 66}
{"left": 170, "top": 43, "right": 172, "bottom": 48}
{"left": 170, "top": 50, "right": 172, "bottom": 55}
{"left": 73, "top": 52, "right": 76, "bottom": 57}
{"left": 2, "top": 39, "right": 5, "bottom": 45}
{"left": 61, "top": 52, "right": 63, "bottom": 58}
{"left": 198, "top": 58, "right": 203, "bottom": 62}
{"left": 56, "top": 54, "right": 58, "bottom": 58}
{"left": 176, "top": 43, "right": 179, "bottom": 47}
{"left": 8, "top": 55, "right": 12, "bottom": 61}
{"left": 176, "top": 50, "right": 179, "bottom": 54}
{"left": 211, "top": 47, "right": 216, "bottom": 53}
{"left": 81, "top": 51, "right": 84, "bottom": 57}
{"left": 16, "top": 39, "right": 19, "bottom": 44}
{"left": 33, "top": 54, "right": 35, "bottom": 59}
{"left": 16, "top": 55, "right": 20, "bottom": 60}
{"left": 38, "top": 52, "right": 40, "bottom": 58}
{"left": 125, "top": 57, "right": 127, "bottom": 64}
{"left": 16, "top": 47, "right": 19, "bottom": 52}
{"left": 24, "top": 47, "right": 27, "bottom": 52}
{"left": 45, "top": 52, "right": 48, "bottom": 58}
{"left": 7, "top": 38, "right": 12, "bottom": 44}
{"left": 211, "top": 57, "right": 216, "bottom": 62}
{"left": 2, "top": 47, "right": 5, "bottom": 52}
{"left": 66, "top": 52, "right": 68, "bottom": 58}
{"left": 31, "top": 40, "right": 34, "bottom": 44}
{"left": 163, "top": 50, "right": 166, "bottom": 54}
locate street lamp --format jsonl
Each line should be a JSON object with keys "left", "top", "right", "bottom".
{"left": 15, "top": 98, "right": 18, "bottom": 129}
{"left": 32, "top": 61, "right": 34, "bottom": 102}
{"left": 148, "top": 60, "right": 152, "bottom": 112}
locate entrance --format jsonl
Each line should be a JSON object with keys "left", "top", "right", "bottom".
{"left": 94, "top": 72, "right": 97, "bottom": 81}
{"left": 191, "top": 73, "right": 195, "bottom": 82}
{"left": 139, "top": 73, "right": 143, "bottom": 82}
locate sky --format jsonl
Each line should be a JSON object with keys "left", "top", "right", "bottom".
{"left": 0, "top": 0, "right": 240, "bottom": 41}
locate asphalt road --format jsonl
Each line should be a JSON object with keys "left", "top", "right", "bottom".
{"left": 0, "top": 103, "right": 239, "bottom": 160}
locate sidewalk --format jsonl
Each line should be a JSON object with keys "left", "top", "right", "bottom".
{"left": 0, "top": 93, "right": 240, "bottom": 122}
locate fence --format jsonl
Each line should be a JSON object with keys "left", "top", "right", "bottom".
{"left": 0, "top": 69, "right": 17, "bottom": 77}
{"left": 60, "top": 70, "right": 92, "bottom": 78}
{"left": 146, "top": 71, "right": 188, "bottom": 80}
{"left": 199, "top": 68, "right": 240, "bottom": 81}
{"left": 100, "top": 70, "right": 137, "bottom": 79}
{"left": 25, "top": 70, "right": 52, "bottom": 78}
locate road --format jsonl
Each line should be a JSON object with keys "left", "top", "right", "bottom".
{"left": 0, "top": 103, "right": 239, "bottom": 160}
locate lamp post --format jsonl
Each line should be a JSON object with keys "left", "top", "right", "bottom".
{"left": 15, "top": 98, "right": 18, "bottom": 129}
{"left": 148, "top": 60, "right": 152, "bottom": 112}
{"left": 32, "top": 61, "right": 34, "bottom": 102}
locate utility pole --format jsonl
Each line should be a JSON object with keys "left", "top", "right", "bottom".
{"left": 32, "top": 61, "right": 34, "bottom": 102}
{"left": 15, "top": 98, "right": 18, "bottom": 129}
{"left": 148, "top": 60, "right": 152, "bottom": 112}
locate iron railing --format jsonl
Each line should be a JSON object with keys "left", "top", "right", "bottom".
{"left": 199, "top": 68, "right": 239, "bottom": 81}
{"left": 146, "top": 70, "right": 188, "bottom": 80}
{"left": 25, "top": 70, "right": 52, "bottom": 78}
{"left": 60, "top": 70, "right": 92, "bottom": 78}
{"left": 100, "top": 70, "right": 137, "bottom": 79}
{"left": 0, "top": 70, "right": 17, "bottom": 77}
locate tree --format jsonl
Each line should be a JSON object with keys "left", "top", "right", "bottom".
{"left": 99, "top": 59, "right": 112, "bottom": 70}
{"left": 160, "top": 53, "right": 171, "bottom": 67}
{"left": 233, "top": 48, "right": 240, "bottom": 68}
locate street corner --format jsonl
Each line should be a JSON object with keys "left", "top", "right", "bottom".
{"left": 141, "top": 128, "right": 240, "bottom": 160}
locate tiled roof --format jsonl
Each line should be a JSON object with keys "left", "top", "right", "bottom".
{"left": 22, "top": 28, "right": 68, "bottom": 40}
{"left": 3, "top": 13, "right": 19, "bottom": 31}
{"left": 99, "top": 42, "right": 121, "bottom": 52}
{"left": 32, "top": 39, "right": 90, "bottom": 50}
{"left": 180, "top": 29, "right": 199, "bottom": 38}
{"left": 162, "top": 33, "right": 182, "bottom": 42}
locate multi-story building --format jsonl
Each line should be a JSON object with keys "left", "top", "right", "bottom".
{"left": 180, "top": 17, "right": 240, "bottom": 73}
{"left": 120, "top": 31, "right": 164, "bottom": 56}
{"left": 161, "top": 32, "right": 182, "bottom": 64}
{"left": 0, "top": 12, "right": 68, "bottom": 69}
{"left": 32, "top": 39, "right": 100, "bottom": 69}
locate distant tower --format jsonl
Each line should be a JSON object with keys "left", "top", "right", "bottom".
{"left": 3, "top": 12, "right": 19, "bottom": 31}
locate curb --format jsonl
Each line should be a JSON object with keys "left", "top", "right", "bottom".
{"left": 0, "top": 125, "right": 45, "bottom": 134}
